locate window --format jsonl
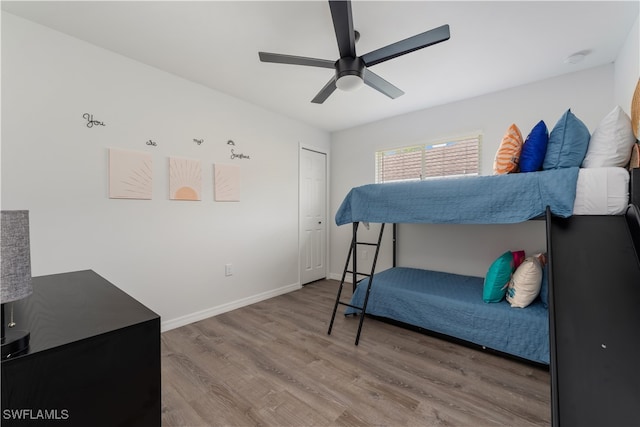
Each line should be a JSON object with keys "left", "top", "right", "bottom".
{"left": 375, "top": 135, "right": 481, "bottom": 183}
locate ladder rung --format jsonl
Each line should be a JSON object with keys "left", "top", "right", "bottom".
{"left": 356, "top": 242, "right": 379, "bottom": 246}
{"left": 344, "top": 271, "right": 371, "bottom": 277}
{"left": 338, "top": 301, "right": 364, "bottom": 311}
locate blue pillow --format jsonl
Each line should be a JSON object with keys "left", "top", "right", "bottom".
{"left": 483, "top": 251, "right": 514, "bottom": 303}
{"left": 543, "top": 109, "right": 590, "bottom": 170}
{"left": 539, "top": 264, "right": 548, "bottom": 309}
{"left": 519, "top": 120, "right": 548, "bottom": 172}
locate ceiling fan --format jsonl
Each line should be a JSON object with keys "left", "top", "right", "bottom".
{"left": 258, "top": 0, "right": 450, "bottom": 104}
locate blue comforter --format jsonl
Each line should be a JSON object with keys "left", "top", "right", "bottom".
{"left": 346, "top": 267, "right": 549, "bottom": 364}
{"left": 336, "top": 168, "right": 579, "bottom": 225}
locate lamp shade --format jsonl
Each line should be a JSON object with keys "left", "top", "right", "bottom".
{"left": 336, "top": 75, "right": 364, "bottom": 92}
{"left": 1, "top": 210, "right": 32, "bottom": 303}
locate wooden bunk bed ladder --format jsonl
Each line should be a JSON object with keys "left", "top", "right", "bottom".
{"left": 327, "top": 222, "right": 385, "bottom": 345}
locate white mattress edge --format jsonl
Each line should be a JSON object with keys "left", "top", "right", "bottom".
{"left": 573, "top": 167, "right": 629, "bottom": 215}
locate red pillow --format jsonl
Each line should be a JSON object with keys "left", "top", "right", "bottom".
{"left": 512, "top": 250, "right": 526, "bottom": 270}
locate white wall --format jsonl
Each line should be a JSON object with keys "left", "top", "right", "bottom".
{"left": 614, "top": 15, "right": 639, "bottom": 115}
{"left": 330, "top": 65, "right": 615, "bottom": 279}
{"left": 1, "top": 13, "right": 330, "bottom": 331}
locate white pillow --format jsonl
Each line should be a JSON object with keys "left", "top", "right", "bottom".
{"left": 582, "top": 106, "right": 636, "bottom": 168}
{"left": 506, "top": 255, "right": 543, "bottom": 308}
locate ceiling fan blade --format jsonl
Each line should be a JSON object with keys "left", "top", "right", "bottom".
{"left": 329, "top": 0, "right": 356, "bottom": 58}
{"left": 311, "top": 77, "right": 337, "bottom": 104}
{"left": 259, "top": 52, "right": 335, "bottom": 69}
{"left": 361, "top": 24, "right": 450, "bottom": 67}
{"left": 363, "top": 69, "right": 404, "bottom": 99}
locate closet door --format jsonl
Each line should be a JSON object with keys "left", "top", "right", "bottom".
{"left": 299, "top": 147, "right": 327, "bottom": 284}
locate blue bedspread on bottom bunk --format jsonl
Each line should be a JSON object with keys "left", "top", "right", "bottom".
{"left": 345, "top": 267, "right": 549, "bottom": 364}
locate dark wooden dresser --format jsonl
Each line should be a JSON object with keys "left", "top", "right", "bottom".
{"left": 1, "top": 270, "right": 161, "bottom": 426}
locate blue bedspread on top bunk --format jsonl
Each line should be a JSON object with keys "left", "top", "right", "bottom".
{"left": 346, "top": 267, "right": 549, "bottom": 364}
{"left": 335, "top": 167, "right": 579, "bottom": 225}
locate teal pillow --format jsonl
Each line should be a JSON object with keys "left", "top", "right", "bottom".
{"left": 520, "top": 120, "right": 548, "bottom": 172}
{"left": 543, "top": 109, "right": 590, "bottom": 170}
{"left": 483, "top": 251, "right": 514, "bottom": 303}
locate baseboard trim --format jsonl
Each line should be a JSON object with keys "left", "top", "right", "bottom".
{"left": 329, "top": 273, "right": 352, "bottom": 283}
{"left": 161, "top": 282, "right": 301, "bottom": 332}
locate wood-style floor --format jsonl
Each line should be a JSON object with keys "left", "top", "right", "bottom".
{"left": 161, "top": 279, "right": 550, "bottom": 426}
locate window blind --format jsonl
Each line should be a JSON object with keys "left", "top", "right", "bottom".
{"left": 376, "top": 135, "right": 480, "bottom": 183}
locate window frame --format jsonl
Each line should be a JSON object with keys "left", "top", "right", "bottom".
{"left": 375, "top": 134, "right": 482, "bottom": 184}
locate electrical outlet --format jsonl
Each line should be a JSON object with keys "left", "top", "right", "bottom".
{"left": 225, "top": 264, "right": 233, "bottom": 276}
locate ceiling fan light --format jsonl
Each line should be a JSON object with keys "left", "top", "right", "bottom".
{"left": 336, "top": 74, "right": 364, "bottom": 92}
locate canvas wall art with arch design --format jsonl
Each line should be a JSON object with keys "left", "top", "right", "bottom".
{"left": 169, "top": 157, "right": 202, "bottom": 201}
{"left": 108, "top": 148, "right": 153, "bottom": 200}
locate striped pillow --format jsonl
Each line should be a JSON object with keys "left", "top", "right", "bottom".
{"left": 493, "top": 124, "right": 523, "bottom": 174}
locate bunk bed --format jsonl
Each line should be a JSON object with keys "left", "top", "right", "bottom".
{"left": 328, "top": 90, "right": 640, "bottom": 426}
{"left": 329, "top": 166, "right": 639, "bottom": 366}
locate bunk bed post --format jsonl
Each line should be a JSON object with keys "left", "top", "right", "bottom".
{"left": 630, "top": 167, "right": 639, "bottom": 206}
{"left": 545, "top": 205, "right": 559, "bottom": 427}
{"left": 327, "top": 222, "right": 359, "bottom": 336}
{"left": 352, "top": 222, "right": 358, "bottom": 293}
{"left": 393, "top": 223, "right": 397, "bottom": 268}
{"left": 354, "top": 223, "right": 386, "bottom": 345}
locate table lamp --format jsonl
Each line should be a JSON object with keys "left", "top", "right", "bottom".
{"left": 1, "top": 210, "right": 33, "bottom": 359}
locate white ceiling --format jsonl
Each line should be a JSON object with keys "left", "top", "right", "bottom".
{"left": 2, "top": 1, "right": 638, "bottom": 132}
